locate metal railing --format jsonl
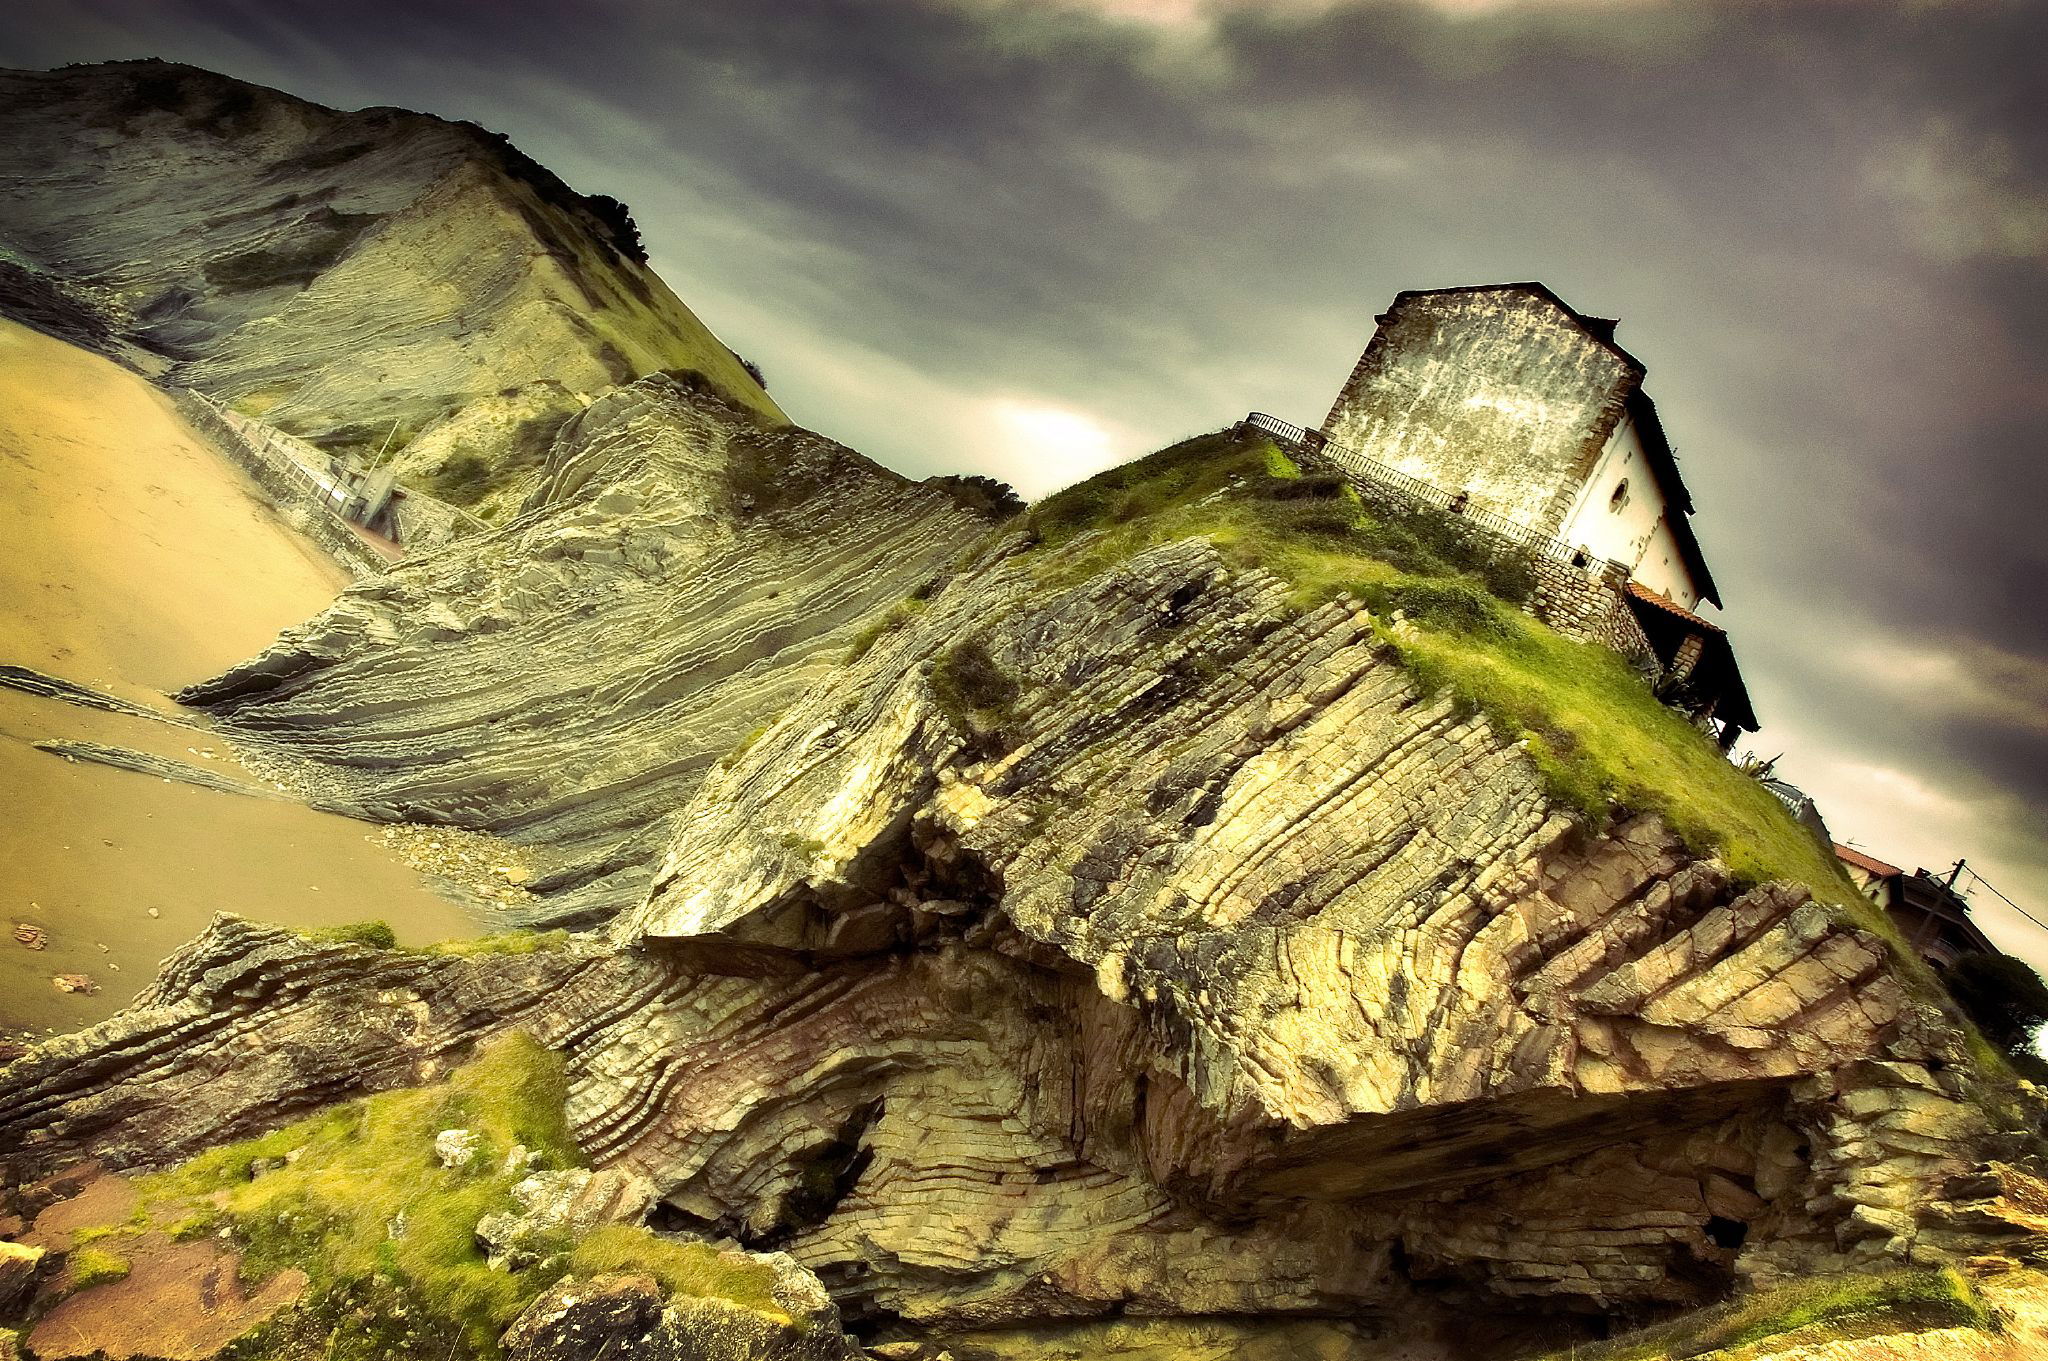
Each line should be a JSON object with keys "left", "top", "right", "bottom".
{"left": 1242, "top": 412, "right": 1629, "bottom": 577}
{"left": 189, "top": 392, "right": 364, "bottom": 517}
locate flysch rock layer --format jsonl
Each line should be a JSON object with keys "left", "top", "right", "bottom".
{"left": 0, "top": 60, "right": 780, "bottom": 454}
{"left": 5, "top": 376, "right": 2039, "bottom": 1349}
{"left": 176, "top": 374, "right": 992, "bottom": 925}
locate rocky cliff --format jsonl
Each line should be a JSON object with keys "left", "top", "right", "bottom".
{"left": 3, "top": 60, "right": 2046, "bottom": 1360}
{"left": 0, "top": 60, "right": 780, "bottom": 507}
{"left": 6, "top": 380, "right": 2046, "bottom": 1359}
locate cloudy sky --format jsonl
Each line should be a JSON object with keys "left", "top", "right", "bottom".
{"left": 7, "top": 0, "right": 2047, "bottom": 963}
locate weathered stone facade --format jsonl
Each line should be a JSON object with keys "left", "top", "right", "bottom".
{"left": 1322, "top": 284, "right": 1640, "bottom": 533}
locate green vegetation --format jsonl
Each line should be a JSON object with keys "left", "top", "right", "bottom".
{"left": 929, "top": 638, "right": 1019, "bottom": 727}
{"left": 717, "top": 723, "right": 774, "bottom": 770}
{"left": 1024, "top": 429, "right": 1536, "bottom": 608}
{"left": 298, "top": 922, "right": 570, "bottom": 958}
{"left": 567, "top": 1226, "right": 782, "bottom": 1319}
{"left": 777, "top": 832, "right": 828, "bottom": 858}
{"left": 308, "top": 415, "right": 430, "bottom": 468}
{"left": 418, "top": 405, "right": 577, "bottom": 514}
{"left": 1393, "top": 609, "right": 1850, "bottom": 899}
{"left": 425, "top": 452, "right": 494, "bottom": 506}
{"left": 1018, "top": 428, "right": 1861, "bottom": 909}
{"left": 844, "top": 597, "right": 927, "bottom": 663}
{"left": 421, "top": 930, "right": 570, "bottom": 958}
{"left": 1548, "top": 1267, "right": 1992, "bottom": 1359}
{"left": 305, "top": 919, "right": 398, "bottom": 950}
{"left": 58, "top": 1034, "right": 780, "bottom": 1357}
{"left": 1945, "top": 952, "right": 2048, "bottom": 1083}
{"left": 926, "top": 473, "right": 1026, "bottom": 521}
{"left": 65, "top": 1245, "right": 132, "bottom": 1290}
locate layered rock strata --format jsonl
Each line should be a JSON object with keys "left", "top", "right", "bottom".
{"left": 0, "top": 60, "right": 780, "bottom": 458}
{"left": 7, "top": 381, "right": 2037, "bottom": 1352}
{"left": 178, "top": 374, "right": 992, "bottom": 925}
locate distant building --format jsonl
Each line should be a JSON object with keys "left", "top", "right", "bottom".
{"left": 1318, "top": 281, "right": 1756, "bottom": 743}
{"left": 1754, "top": 770, "right": 1831, "bottom": 845}
{"left": 1835, "top": 846, "right": 2000, "bottom": 971}
{"left": 1323, "top": 282, "right": 1717, "bottom": 612}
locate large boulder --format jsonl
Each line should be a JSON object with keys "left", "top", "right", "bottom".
{"left": 477, "top": 1167, "right": 658, "bottom": 1269}
{"left": 501, "top": 1254, "right": 856, "bottom": 1361}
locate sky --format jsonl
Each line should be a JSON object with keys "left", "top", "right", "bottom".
{"left": 6, "top": 0, "right": 2047, "bottom": 966}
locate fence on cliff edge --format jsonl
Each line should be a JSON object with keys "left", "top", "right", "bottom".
{"left": 1241, "top": 412, "right": 1631, "bottom": 580}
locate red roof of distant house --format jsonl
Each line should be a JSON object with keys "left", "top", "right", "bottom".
{"left": 1625, "top": 582, "right": 1724, "bottom": 633}
{"left": 1834, "top": 844, "right": 1902, "bottom": 879}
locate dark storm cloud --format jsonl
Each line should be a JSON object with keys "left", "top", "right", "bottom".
{"left": 4, "top": 0, "right": 2045, "bottom": 940}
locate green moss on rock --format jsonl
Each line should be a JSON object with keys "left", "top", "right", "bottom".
{"left": 1020, "top": 428, "right": 1866, "bottom": 918}
{"left": 65, "top": 1245, "right": 131, "bottom": 1290}
{"left": 48, "top": 1034, "right": 776, "bottom": 1358}
{"left": 1549, "top": 1267, "right": 1993, "bottom": 1359}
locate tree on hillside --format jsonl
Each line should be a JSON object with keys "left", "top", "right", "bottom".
{"left": 1946, "top": 951, "right": 2048, "bottom": 1083}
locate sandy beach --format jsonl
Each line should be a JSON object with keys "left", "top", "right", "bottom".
{"left": 0, "top": 318, "right": 478, "bottom": 1034}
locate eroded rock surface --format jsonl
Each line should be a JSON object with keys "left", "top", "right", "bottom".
{"left": 179, "top": 375, "right": 991, "bottom": 924}
{"left": 502, "top": 1262, "right": 858, "bottom": 1361}
{"left": 0, "top": 59, "right": 780, "bottom": 460}
{"left": 3, "top": 375, "right": 2043, "bottom": 1356}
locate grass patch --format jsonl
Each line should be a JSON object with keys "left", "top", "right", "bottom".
{"left": 421, "top": 930, "right": 570, "bottom": 957}
{"left": 48, "top": 1033, "right": 783, "bottom": 1357}
{"left": 1024, "top": 429, "right": 1536, "bottom": 608}
{"left": 566, "top": 1226, "right": 783, "bottom": 1320}
{"left": 929, "top": 638, "right": 1019, "bottom": 724}
{"left": 66, "top": 1245, "right": 131, "bottom": 1290}
{"left": 1390, "top": 608, "right": 1853, "bottom": 900}
{"left": 845, "top": 597, "right": 927, "bottom": 664}
{"left": 717, "top": 724, "right": 773, "bottom": 769}
{"left": 923, "top": 636, "right": 1022, "bottom": 760}
{"left": 304, "top": 920, "right": 398, "bottom": 950}
{"left": 1549, "top": 1267, "right": 1993, "bottom": 1359}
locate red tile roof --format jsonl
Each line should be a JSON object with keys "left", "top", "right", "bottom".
{"left": 1625, "top": 581, "right": 1724, "bottom": 633}
{"left": 1834, "top": 844, "right": 1902, "bottom": 879}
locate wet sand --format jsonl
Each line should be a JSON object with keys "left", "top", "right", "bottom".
{"left": 0, "top": 319, "right": 479, "bottom": 1034}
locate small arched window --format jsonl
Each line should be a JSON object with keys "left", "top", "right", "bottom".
{"left": 1608, "top": 479, "right": 1631, "bottom": 513}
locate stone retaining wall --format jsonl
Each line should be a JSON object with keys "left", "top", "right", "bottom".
{"left": 1298, "top": 444, "right": 1659, "bottom": 669}
{"left": 1528, "top": 555, "right": 1658, "bottom": 669}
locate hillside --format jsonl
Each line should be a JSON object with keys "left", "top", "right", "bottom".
{"left": 0, "top": 59, "right": 782, "bottom": 509}
{"left": 7, "top": 385, "right": 2047, "bottom": 1359}
{"left": 3, "top": 57, "right": 2047, "bottom": 1361}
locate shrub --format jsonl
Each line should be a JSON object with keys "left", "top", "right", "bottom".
{"left": 1945, "top": 951, "right": 2048, "bottom": 1081}
{"left": 930, "top": 639, "right": 1018, "bottom": 721}
{"left": 427, "top": 453, "right": 495, "bottom": 507}
{"left": 1383, "top": 578, "right": 1512, "bottom": 638}
{"left": 927, "top": 474, "right": 1025, "bottom": 521}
